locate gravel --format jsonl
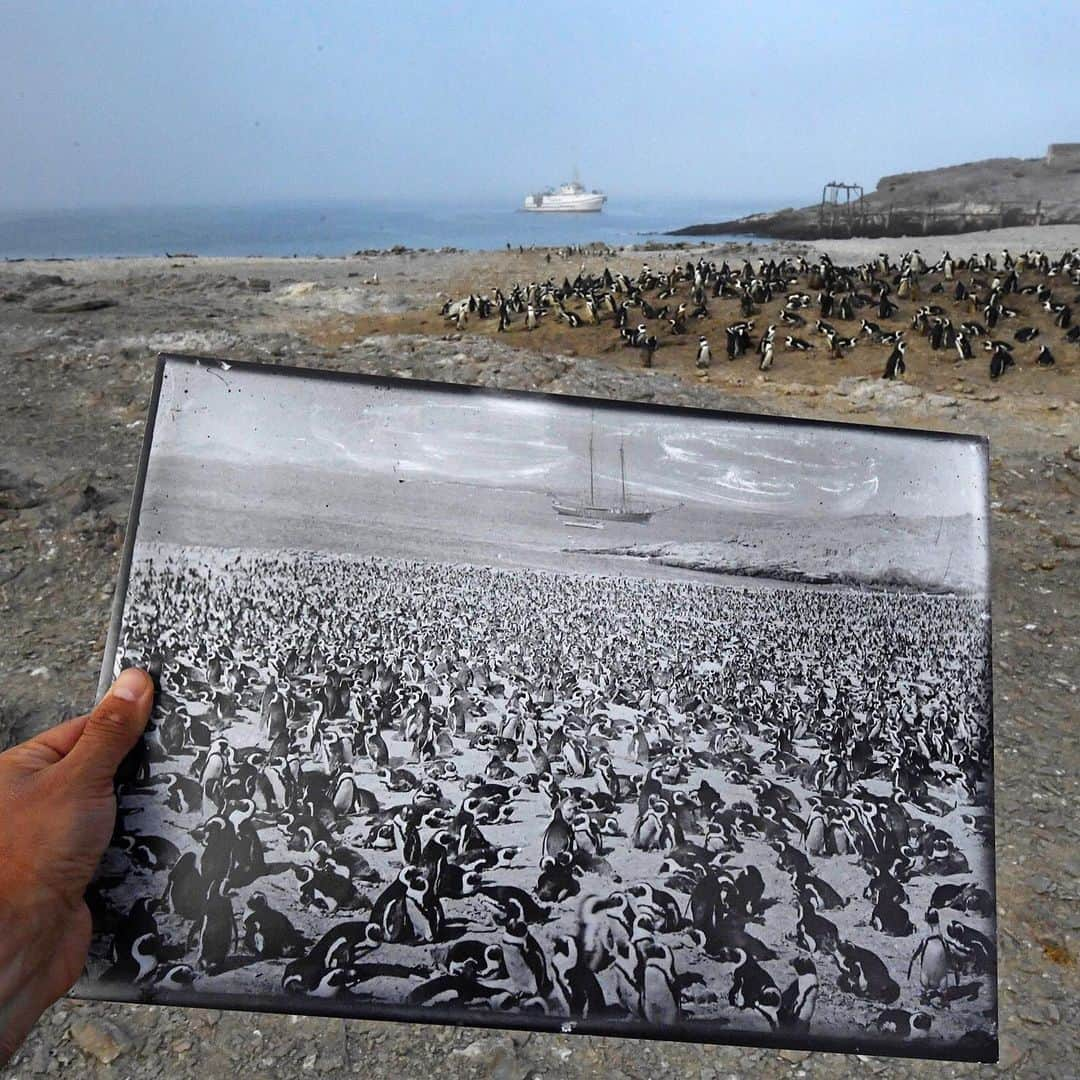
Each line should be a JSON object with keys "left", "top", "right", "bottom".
{"left": 1, "top": 246, "right": 1077, "bottom": 1079}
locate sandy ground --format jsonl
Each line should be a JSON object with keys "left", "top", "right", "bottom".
{"left": 0, "top": 227, "right": 1077, "bottom": 1078}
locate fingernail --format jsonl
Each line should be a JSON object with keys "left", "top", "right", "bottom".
{"left": 112, "top": 667, "right": 148, "bottom": 702}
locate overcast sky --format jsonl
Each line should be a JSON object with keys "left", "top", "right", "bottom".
{"left": 151, "top": 359, "right": 986, "bottom": 520}
{"left": 2, "top": 1, "right": 1077, "bottom": 211}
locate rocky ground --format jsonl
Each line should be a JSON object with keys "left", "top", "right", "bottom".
{"left": 1, "top": 234, "right": 1077, "bottom": 1077}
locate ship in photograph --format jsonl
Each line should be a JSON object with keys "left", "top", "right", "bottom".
{"left": 553, "top": 432, "right": 656, "bottom": 523}
{"left": 523, "top": 178, "right": 607, "bottom": 212}
{"left": 78, "top": 356, "right": 997, "bottom": 1062}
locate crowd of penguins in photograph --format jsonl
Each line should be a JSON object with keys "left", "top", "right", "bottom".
{"left": 440, "top": 246, "right": 1078, "bottom": 382}
{"left": 90, "top": 546, "right": 996, "bottom": 1055}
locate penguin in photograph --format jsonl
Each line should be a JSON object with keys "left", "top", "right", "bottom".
{"left": 547, "top": 935, "right": 606, "bottom": 1018}
{"left": 1036, "top": 344, "right": 1056, "bottom": 366}
{"left": 147, "top": 963, "right": 198, "bottom": 995}
{"left": 441, "top": 940, "right": 507, "bottom": 981}
{"left": 191, "top": 815, "right": 236, "bottom": 894}
{"left": 640, "top": 942, "right": 683, "bottom": 1025}
{"left": 727, "top": 947, "right": 782, "bottom": 1029}
{"left": 160, "top": 851, "right": 205, "bottom": 922}
{"left": 525, "top": 304, "right": 538, "bottom": 331}
{"left": 834, "top": 940, "right": 900, "bottom": 1004}
{"left": 243, "top": 892, "right": 310, "bottom": 959}
{"left": 541, "top": 805, "right": 575, "bottom": 863}
{"left": 871, "top": 893, "right": 915, "bottom": 937}
{"left": 873, "top": 1008, "right": 933, "bottom": 1039}
{"left": 882, "top": 340, "right": 906, "bottom": 380}
{"left": 790, "top": 868, "right": 847, "bottom": 912}
{"left": 117, "top": 832, "right": 181, "bottom": 873}
{"left": 536, "top": 851, "right": 582, "bottom": 903}
{"left": 943, "top": 920, "right": 995, "bottom": 976}
{"left": 793, "top": 898, "right": 841, "bottom": 955}
{"left": 501, "top": 918, "right": 550, "bottom": 996}
{"left": 196, "top": 880, "right": 237, "bottom": 975}
{"left": 785, "top": 335, "right": 814, "bottom": 352}
{"left": 476, "top": 885, "right": 552, "bottom": 927}
{"left": 778, "top": 956, "right": 818, "bottom": 1033}
{"left": 282, "top": 920, "right": 383, "bottom": 992}
{"left": 104, "top": 899, "right": 163, "bottom": 984}
{"left": 907, "top": 909, "right": 954, "bottom": 1001}
{"left": 293, "top": 864, "right": 366, "bottom": 914}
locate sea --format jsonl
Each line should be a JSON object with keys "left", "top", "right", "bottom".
{"left": 0, "top": 197, "right": 765, "bottom": 260}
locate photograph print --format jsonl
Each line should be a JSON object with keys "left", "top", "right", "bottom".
{"left": 80, "top": 354, "right": 997, "bottom": 1062}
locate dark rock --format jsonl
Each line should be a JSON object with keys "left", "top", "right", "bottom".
{"left": 30, "top": 298, "right": 118, "bottom": 314}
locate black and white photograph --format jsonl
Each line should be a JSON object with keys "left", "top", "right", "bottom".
{"left": 79, "top": 354, "right": 997, "bottom": 1062}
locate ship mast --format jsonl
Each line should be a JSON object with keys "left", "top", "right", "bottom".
{"left": 588, "top": 428, "right": 595, "bottom": 507}
{"left": 620, "top": 440, "right": 627, "bottom": 510}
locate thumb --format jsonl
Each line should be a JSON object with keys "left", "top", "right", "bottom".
{"left": 65, "top": 668, "right": 154, "bottom": 786}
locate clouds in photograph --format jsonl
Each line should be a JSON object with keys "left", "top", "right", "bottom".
{"left": 152, "top": 360, "right": 985, "bottom": 520}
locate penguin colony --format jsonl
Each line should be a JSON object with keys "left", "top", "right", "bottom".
{"left": 91, "top": 544, "right": 995, "bottom": 1058}
{"left": 439, "top": 246, "right": 1078, "bottom": 385}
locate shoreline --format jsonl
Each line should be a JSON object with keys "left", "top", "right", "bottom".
{"left": 4, "top": 222, "right": 1079, "bottom": 272}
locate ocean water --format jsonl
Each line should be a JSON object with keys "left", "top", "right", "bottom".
{"left": 0, "top": 197, "right": 763, "bottom": 259}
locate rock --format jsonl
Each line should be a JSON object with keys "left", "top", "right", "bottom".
{"left": 30, "top": 297, "right": 118, "bottom": 313}
{"left": 246, "top": 278, "right": 272, "bottom": 292}
{"left": 69, "top": 1018, "right": 133, "bottom": 1064}
{"left": 777, "top": 1048, "right": 812, "bottom": 1062}
{"left": 925, "top": 392, "right": 959, "bottom": 408}
{"left": 998, "top": 1034, "right": 1026, "bottom": 1068}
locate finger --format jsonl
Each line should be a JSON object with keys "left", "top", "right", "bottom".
{"left": 62, "top": 668, "right": 154, "bottom": 786}
{"left": 25, "top": 714, "right": 92, "bottom": 764}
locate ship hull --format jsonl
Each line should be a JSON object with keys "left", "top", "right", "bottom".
{"left": 523, "top": 194, "right": 607, "bottom": 212}
{"left": 553, "top": 502, "right": 653, "bottom": 523}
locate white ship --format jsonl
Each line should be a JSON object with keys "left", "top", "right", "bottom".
{"left": 523, "top": 178, "right": 607, "bottom": 213}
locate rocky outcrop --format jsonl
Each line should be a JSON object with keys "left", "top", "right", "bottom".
{"left": 671, "top": 145, "right": 1080, "bottom": 240}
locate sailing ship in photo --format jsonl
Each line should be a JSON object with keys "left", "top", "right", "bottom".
{"left": 522, "top": 173, "right": 607, "bottom": 212}
{"left": 554, "top": 430, "right": 656, "bottom": 524}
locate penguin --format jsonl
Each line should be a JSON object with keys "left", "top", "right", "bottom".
{"left": 793, "top": 898, "right": 841, "bottom": 955}
{"left": 873, "top": 1008, "right": 932, "bottom": 1038}
{"left": 547, "top": 935, "right": 606, "bottom": 1017}
{"left": 1036, "top": 344, "right": 1055, "bottom": 367}
{"left": 541, "top": 805, "right": 574, "bottom": 863}
{"left": 501, "top": 919, "right": 550, "bottom": 995}
{"left": 883, "top": 340, "right": 906, "bottom": 380}
{"left": 760, "top": 340, "right": 774, "bottom": 371}
{"left": 476, "top": 885, "right": 552, "bottom": 926}
{"left": 525, "top": 304, "right": 538, "bottom": 331}
{"left": 790, "top": 868, "right": 847, "bottom": 911}
{"left": 640, "top": 942, "right": 682, "bottom": 1025}
{"left": 282, "top": 920, "right": 383, "bottom": 992}
{"left": 196, "top": 880, "right": 237, "bottom": 974}
{"left": 161, "top": 851, "right": 205, "bottom": 922}
{"left": 778, "top": 957, "right": 818, "bottom": 1033}
{"left": 442, "top": 940, "right": 507, "bottom": 981}
{"left": 105, "top": 899, "right": 162, "bottom": 983}
{"left": 695, "top": 336, "right": 711, "bottom": 370}
{"left": 989, "top": 345, "right": 1013, "bottom": 379}
{"left": 834, "top": 940, "right": 900, "bottom": 1003}
{"left": 907, "top": 910, "right": 954, "bottom": 1001}
{"left": 293, "top": 865, "right": 365, "bottom": 913}
{"left": 727, "top": 947, "right": 782, "bottom": 1029}
{"left": 871, "top": 894, "right": 915, "bottom": 937}
{"left": 243, "top": 892, "right": 310, "bottom": 959}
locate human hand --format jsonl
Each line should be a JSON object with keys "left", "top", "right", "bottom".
{"left": 0, "top": 667, "right": 153, "bottom": 1064}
